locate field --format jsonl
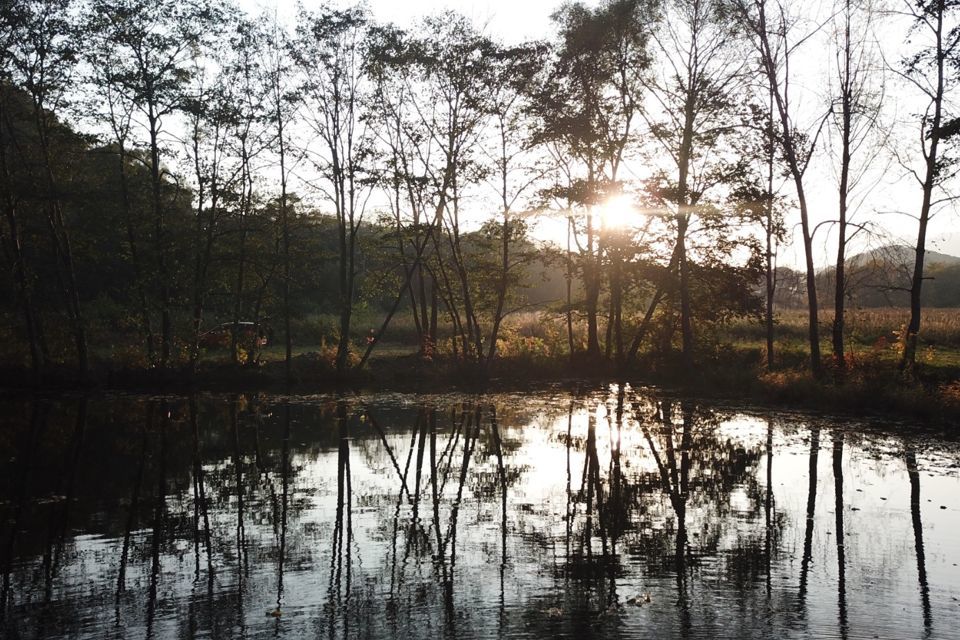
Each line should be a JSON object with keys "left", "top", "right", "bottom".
{"left": 325, "top": 306, "right": 960, "bottom": 369}
{"left": 718, "top": 307, "right": 960, "bottom": 369}
{"left": 723, "top": 307, "right": 960, "bottom": 346}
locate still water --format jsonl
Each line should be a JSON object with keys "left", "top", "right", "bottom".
{"left": 1, "top": 386, "right": 958, "bottom": 639}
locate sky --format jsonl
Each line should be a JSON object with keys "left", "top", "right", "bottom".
{"left": 235, "top": 0, "right": 960, "bottom": 269}
{"left": 241, "top": 0, "right": 577, "bottom": 44}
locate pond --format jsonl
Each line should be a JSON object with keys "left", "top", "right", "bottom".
{"left": 1, "top": 385, "right": 959, "bottom": 639}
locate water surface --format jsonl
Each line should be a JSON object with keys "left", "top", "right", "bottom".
{"left": 1, "top": 386, "right": 959, "bottom": 639}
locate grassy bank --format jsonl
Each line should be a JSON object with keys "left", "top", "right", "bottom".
{"left": 2, "top": 342, "right": 957, "bottom": 429}
{"left": 2, "top": 307, "right": 959, "bottom": 427}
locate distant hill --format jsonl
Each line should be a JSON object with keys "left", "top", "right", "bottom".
{"left": 847, "top": 244, "right": 960, "bottom": 269}
{"left": 816, "top": 244, "right": 960, "bottom": 308}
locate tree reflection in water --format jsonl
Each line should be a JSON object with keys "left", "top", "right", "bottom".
{"left": 833, "top": 431, "right": 847, "bottom": 640}
{"left": 0, "top": 389, "right": 958, "bottom": 640}
{"left": 277, "top": 400, "right": 291, "bottom": 629}
{"left": 798, "top": 425, "right": 819, "bottom": 614}
{"left": 1, "top": 400, "right": 49, "bottom": 619}
{"left": 145, "top": 401, "right": 168, "bottom": 640}
{"left": 641, "top": 399, "right": 693, "bottom": 634}
{"left": 115, "top": 401, "right": 151, "bottom": 626}
{"left": 906, "top": 446, "right": 932, "bottom": 636}
{"left": 325, "top": 399, "right": 350, "bottom": 638}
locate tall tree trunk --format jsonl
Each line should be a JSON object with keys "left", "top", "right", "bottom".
{"left": 147, "top": 105, "right": 172, "bottom": 369}
{"left": 357, "top": 168, "right": 454, "bottom": 369}
{"left": 676, "top": 81, "right": 697, "bottom": 369}
{"left": 188, "top": 114, "right": 227, "bottom": 373}
{"left": 833, "top": 1, "right": 853, "bottom": 373}
{"left": 789, "top": 120, "right": 821, "bottom": 374}
{"left": 189, "top": 197, "right": 217, "bottom": 372}
{"left": 274, "top": 92, "right": 292, "bottom": 382}
{"left": 233, "top": 221, "right": 248, "bottom": 365}
{"left": 901, "top": 4, "right": 945, "bottom": 373}
{"left": 626, "top": 243, "right": 680, "bottom": 366}
{"left": 676, "top": 215, "right": 694, "bottom": 367}
{"left": 397, "top": 213, "right": 423, "bottom": 352}
{"left": 765, "top": 85, "right": 776, "bottom": 370}
{"left": 342, "top": 179, "right": 360, "bottom": 372}
{"left": 610, "top": 242, "right": 624, "bottom": 368}
{"left": 416, "top": 263, "right": 429, "bottom": 351}
{"left": 783, "top": 115, "right": 820, "bottom": 376}
{"left": 566, "top": 216, "right": 575, "bottom": 362}
{"left": 752, "top": 2, "right": 822, "bottom": 377}
{"left": 584, "top": 212, "right": 602, "bottom": 359}
{"left": 429, "top": 276, "right": 438, "bottom": 351}
{"left": 445, "top": 196, "right": 483, "bottom": 363}
{"left": 765, "top": 211, "right": 776, "bottom": 368}
{"left": 486, "top": 121, "right": 518, "bottom": 365}
{"left": 336, "top": 197, "right": 352, "bottom": 373}
{"left": 486, "top": 206, "right": 511, "bottom": 363}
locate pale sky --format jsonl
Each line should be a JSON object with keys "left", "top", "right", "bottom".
{"left": 241, "top": 0, "right": 579, "bottom": 44}
{"left": 236, "top": 0, "right": 960, "bottom": 268}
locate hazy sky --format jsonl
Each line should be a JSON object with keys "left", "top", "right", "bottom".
{"left": 241, "top": 0, "right": 582, "bottom": 43}
{"left": 236, "top": 0, "right": 960, "bottom": 267}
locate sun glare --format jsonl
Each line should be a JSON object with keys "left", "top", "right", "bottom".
{"left": 599, "top": 194, "right": 635, "bottom": 229}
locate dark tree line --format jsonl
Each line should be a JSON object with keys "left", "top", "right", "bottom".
{"left": 0, "top": 0, "right": 955, "bottom": 382}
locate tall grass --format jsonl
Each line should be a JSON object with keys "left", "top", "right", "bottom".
{"left": 722, "top": 307, "right": 960, "bottom": 348}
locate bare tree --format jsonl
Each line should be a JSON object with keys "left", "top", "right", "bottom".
{"left": 225, "top": 19, "right": 273, "bottom": 367}
{"left": 890, "top": 0, "right": 960, "bottom": 372}
{"left": 292, "top": 6, "right": 374, "bottom": 374}
{"left": 729, "top": 92, "right": 785, "bottom": 370}
{"left": 367, "top": 15, "right": 495, "bottom": 365}
{"left": 183, "top": 21, "right": 243, "bottom": 372}
{"left": 414, "top": 15, "right": 498, "bottom": 364}
{"left": 367, "top": 33, "right": 437, "bottom": 358}
{"left": 829, "top": 0, "right": 885, "bottom": 372}
{"left": 640, "top": 0, "right": 747, "bottom": 368}
{"left": 355, "top": 20, "right": 460, "bottom": 369}
{"left": 478, "top": 42, "right": 545, "bottom": 364}
{"left": 733, "top": 0, "right": 833, "bottom": 377}
{"left": 260, "top": 11, "right": 297, "bottom": 381}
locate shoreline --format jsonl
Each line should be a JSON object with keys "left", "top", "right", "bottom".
{"left": 1, "top": 352, "right": 957, "bottom": 428}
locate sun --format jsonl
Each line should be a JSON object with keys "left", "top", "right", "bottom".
{"left": 598, "top": 194, "right": 636, "bottom": 229}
